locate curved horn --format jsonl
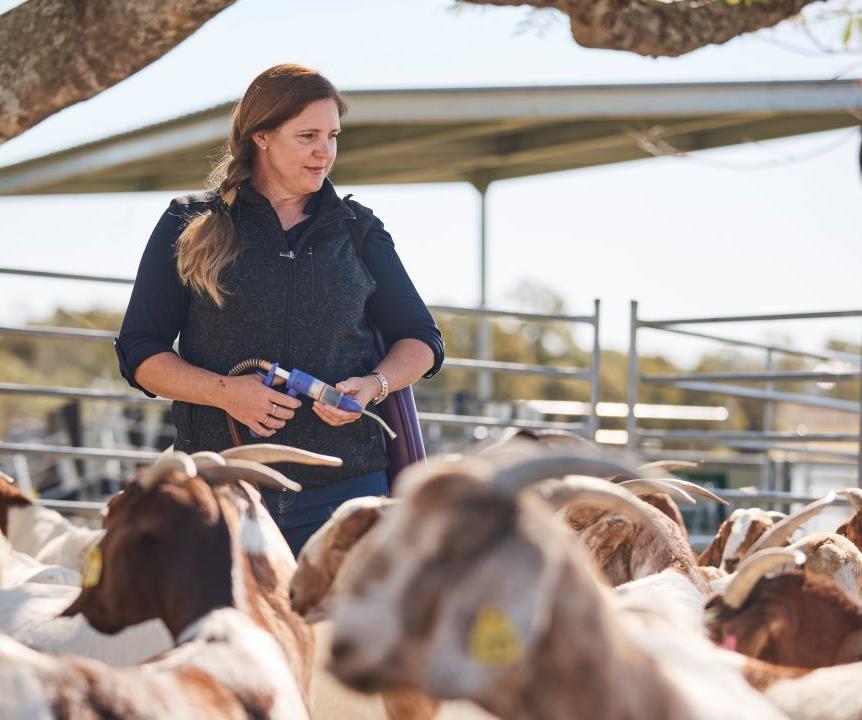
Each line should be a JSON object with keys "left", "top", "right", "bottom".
{"left": 766, "top": 511, "right": 788, "bottom": 520}
{"left": 839, "top": 488, "right": 862, "bottom": 512}
{"left": 191, "top": 451, "right": 227, "bottom": 471}
{"left": 393, "top": 455, "right": 493, "bottom": 499}
{"left": 747, "top": 492, "right": 837, "bottom": 556}
{"left": 534, "top": 477, "right": 663, "bottom": 531}
{"left": 652, "top": 478, "right": 728, "bottom": 505}
{"left": 198, "top": 459, "right": 302, "bottom": 492}
{"left": 139, "top": 451, "right": 197, "bottom": 489}
{"left": 491, "top": 450, "right": 642, "bottom": 496}
{"left": 639, "top": 460, "right": 701, "bottom": 473}
{"left": 722, "top": 548, "right": 806, "bottom": 609}
{"left": 619, "top": 478, "right": 696, "bottom": 505}
{"left": 220, "top": 443, "right": 342, "bottom": 467}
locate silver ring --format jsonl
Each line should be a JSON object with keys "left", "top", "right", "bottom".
{"left": 271, "top": 402, "right": 278, "bottom": 415}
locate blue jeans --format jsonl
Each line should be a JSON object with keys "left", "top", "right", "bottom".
{"left": 260, "top": 469, "right": 389, "bottom": 557}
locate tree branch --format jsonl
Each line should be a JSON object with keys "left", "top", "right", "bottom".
{"left": 462, "top": 0, "right": 828, "bottom": 57}
{"left": 0, "top": 0, "right": 235, "bottom": 143}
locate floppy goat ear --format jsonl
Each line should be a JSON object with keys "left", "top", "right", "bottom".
{"left": 419, "top": 531, "right": 561, "bottom": 704}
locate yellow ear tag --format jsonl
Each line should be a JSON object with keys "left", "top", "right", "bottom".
{"left": 468, "top": 604, "right": 523, "bottom": 666}
{"left": 81, "top": 546, "right": 102, "bottom": 589}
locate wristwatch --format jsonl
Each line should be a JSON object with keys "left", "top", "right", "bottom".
{"left": 369, "top": 371, "right": 389, "bottom": 405}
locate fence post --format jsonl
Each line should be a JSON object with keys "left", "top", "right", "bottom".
{"left": 589, "top": 298, "right": 601, "bottom": 440}
{"left": 763, "top": 349, "right": 775, "bottom": 495}
{"left": 858, "top": 330, "right": 862, "bottom": 488}
{"left": 627, "top": 300, "right": 639, "bottom": 451}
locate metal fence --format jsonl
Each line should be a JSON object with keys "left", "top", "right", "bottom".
{"left": 627, "top": 300, "right": 862, "bottom": 488}
{"left": 0, "top": 267, "right": 602, "bottom": 497}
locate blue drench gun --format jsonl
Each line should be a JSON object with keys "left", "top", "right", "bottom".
{"left": 227, "top": 358, "right": 396, "bottom": 440}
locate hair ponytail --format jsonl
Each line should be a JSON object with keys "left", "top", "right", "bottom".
{"left": 175, "top": 64, "right": 346, "bottom": 308}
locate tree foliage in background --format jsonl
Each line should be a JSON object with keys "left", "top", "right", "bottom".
{"left": 0, "top": 308, "right": 123, "bottom": 435}
{"left": 0, "top": 0, "right": 235, "bottom": 143}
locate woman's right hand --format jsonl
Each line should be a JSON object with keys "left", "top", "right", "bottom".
{"left": 216, "top": 374, "right": 301, "bottom": 437}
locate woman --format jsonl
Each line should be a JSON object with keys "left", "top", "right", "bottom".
{"left": 115, "top": 64, "right": 443, "bottom": 554}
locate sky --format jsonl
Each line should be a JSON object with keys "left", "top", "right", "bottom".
{"left": 1, "top": 0, "right": 861, "bottom": 369}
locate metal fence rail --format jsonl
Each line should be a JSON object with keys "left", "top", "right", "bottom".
{"left": 628, "top": 300, "right": 862, "bottom": 487}
{"left": 0, "top": 266, "right": 602, "bottom": 490}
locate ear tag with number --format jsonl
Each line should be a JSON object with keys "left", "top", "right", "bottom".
{"left": 82, "top": 545, "right": 103, "bottom": 589}
{"left": 468, "top": 604, "right": 523, "bottom": 666}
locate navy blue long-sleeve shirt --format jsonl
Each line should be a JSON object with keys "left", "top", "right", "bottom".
{"left": 116, "top": 188, "right": 444, "bottom": 397}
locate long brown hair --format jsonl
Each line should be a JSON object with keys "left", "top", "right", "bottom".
{"left": 176, "top": 64, "right": 347, "bottom": 307}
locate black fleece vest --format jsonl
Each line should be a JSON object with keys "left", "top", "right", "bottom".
{"left": 170, "top": 180, "right": 389, "bottom": 486}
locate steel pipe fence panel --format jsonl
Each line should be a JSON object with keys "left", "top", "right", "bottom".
{"left": 1, "top": 265, "right": 604, "bottom": 481}
{"left": 636, "top": 324, "right": 859, "bottom": 364}
{"left": 0, "top": 325, "right": 115, "bottom": 341}
{"left": 629, "top": 303, "right": 862, "bottom": 487}
{"left": 34, "top": 499, "right": 105, "bottom": 519}
{"left": 665, "top": 381, "right": 860, "bottom": 413}
{"left": 637, "top": 430, "right": 860, "bottom": 442}
{"left": 443, "top": 358, "right": 590, "bottom": 378}
{"left": 642, "top": 371, "right": 860, "bottom": 383}
{"left": 0, "top": 442, "right": 160, "bottom": 462}
{"left": 419, "top": 413, "right": 588, "bottom": 433}
{"left": 644, "top": 309, "right": 862, "bottom": 325}
{"left": 0, "top": 382, "right": 170, "bottom": 404}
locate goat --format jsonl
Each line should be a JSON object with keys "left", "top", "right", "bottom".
{"left": 732, "top": 494, "right": 862, "bottom": 601}
{"left": 0, "top": 471, "right": 103, "bottom": 573}
{"left": 0, "top": 533, "right": 81, "bottom": 588}
{"left": 325, "top": 448, "right": 789, "bottom": 720}
{"left": 698, "top": 508, "right": 785, "bottom": 572}
{"left": 292, "top": 496, "right": 499, "bottom": 720}
{"left": 836, "top": 488, "right": 862, "bottom": 551}
{"left": 704, "top": 547, "right": 862, "bottom": 668}
{"left": 552, "top": 477, "right": 710, "bottom": 593}
{"left": 0, "top": 443, "right": 341, "bottom": 718}
{"left": 700, "top": 493, "right": 837, "bottom": 574}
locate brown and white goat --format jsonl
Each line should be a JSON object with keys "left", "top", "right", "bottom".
{"left": 836, "top": 488, "right": 862, "bottom": 551}
{"left": 698, "top": 508, "right": 785, "bottom": 572}
{"left": 705, "top": 547, "right": 862, "bottom": 668}
{"left": 0, "top": 444, "right": 341, "bottom": 719}
{"left": 292, "top": 496, "right": 500, "bottom": 720}
{"left": 326, "top": 450, "right": 789, "bottom": 720}
{"left": 553, "top": 477, "right": 710, "bottom": 593}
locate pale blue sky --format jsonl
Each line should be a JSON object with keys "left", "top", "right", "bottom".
{"left": 1, "top": 0, "right": 861, "bottom": 365}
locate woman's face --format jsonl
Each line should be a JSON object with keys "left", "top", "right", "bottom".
{"left": 255, "top": 97, "right": 341, "bottom": 196}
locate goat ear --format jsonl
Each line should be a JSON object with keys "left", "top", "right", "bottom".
{"left": 699, "top": 520, "right": 731, "bottom": 568}
{"left": 420, "top": 536, "right": 558, "bottom": 703}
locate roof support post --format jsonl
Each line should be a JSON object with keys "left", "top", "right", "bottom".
{"left": 472, "top": 176, "right": 493, "bottom": 405}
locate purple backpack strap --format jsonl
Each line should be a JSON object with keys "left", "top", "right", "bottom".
{"left": 371, "top": 326, "right": 426, "bottom": 488}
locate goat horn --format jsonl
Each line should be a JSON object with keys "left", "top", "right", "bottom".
{"left": 491, "top": 450, "right": 642, "bottom": 496}
{"left": 766, "top": 511, "right": 788, "bottom": 520}
{"left": 393, "top": 455, "right": 493, "bottom": 498}
{"left": 139, "top": 451, "right": 197, "bottom": 489}
{"left": 197, "top": 459, "right": 302, "bottom": 492}
{"left": 220, "top": 443, "right": 342, "bottom": 467}
{"left": 839, "top": 488, "right": 862, "bottom": 512}
{"left": 639, "top": 460, "right": 701, "bottom": 473}
{"left": 722, "top": 548, "right": 806, "bottom": 609}
{"left": 651, "top": 478, "right": 728, "bottom": 505}
{"left": 747, "top": 492, "right": 837, "bottom": 556}
{"left": 191, "top": 451, "right": 227, "bottom": 471}
{"left": 619, "top": 479, "right": 696, "bottom": 504}
{"left": 535, "top": 477, "right": 663, "bottom": 531}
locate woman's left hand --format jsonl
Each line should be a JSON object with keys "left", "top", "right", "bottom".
{"left": 312, "top": 376, "right": 380, "bottom": 427}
